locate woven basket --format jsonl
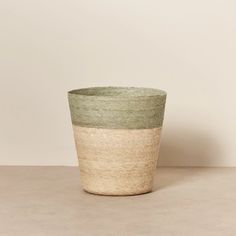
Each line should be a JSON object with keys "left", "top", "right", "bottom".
{"left": 68, "top": 87, "right": 167, "bottom": 196}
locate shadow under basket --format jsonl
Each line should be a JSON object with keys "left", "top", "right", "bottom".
{"left": 68, "top": 87, "right": 167, "bottom": 196}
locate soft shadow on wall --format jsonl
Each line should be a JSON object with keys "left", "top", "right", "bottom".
{"left": 157, "top": 127, "right": 222, "bottom": 167}
{"left": 153, "top": 127, "right": 222, "bottom": 191}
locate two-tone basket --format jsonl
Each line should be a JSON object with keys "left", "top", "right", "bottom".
{"left": 68, "top": 87, "right": 167, "bottom": 196}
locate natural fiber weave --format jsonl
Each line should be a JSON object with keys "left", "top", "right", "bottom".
{"left": 73, "top": 125, "right": 162, "bottom": 195}
{"left": 68, "top": 87, "right": 167, "bottom": 195}
{"left": 68, "top": 87, "right": 166, "bottom": 129}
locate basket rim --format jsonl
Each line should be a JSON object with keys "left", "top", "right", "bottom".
{"left": 68, "top": 86, "right": 166, "bottom": 99}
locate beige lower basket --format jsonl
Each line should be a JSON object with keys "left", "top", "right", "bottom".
{"left": 73, "top": 126, "right": 162, "bottom": 195}
{"left": 68, "top": 87, "right": 167, "bottom": 196}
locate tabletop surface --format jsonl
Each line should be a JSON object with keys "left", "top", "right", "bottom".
{"left": 0, "top": 167, "right": 235, "bottom": 236}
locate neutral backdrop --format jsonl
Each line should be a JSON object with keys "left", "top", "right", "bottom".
{"left": 1, "top": 0, "right": 235, "bottom": 166}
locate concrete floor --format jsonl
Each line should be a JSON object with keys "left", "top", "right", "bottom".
{"left": 0, "top": 167, "right": 236, "bottom": 236}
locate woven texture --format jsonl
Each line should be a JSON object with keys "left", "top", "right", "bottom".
{"left": 73, "top": 125, "right": 162, "bottom": 195}
{"left": 68, "top": 87, "right": 167, "bottom": 195}
{"left": 68, "top": 87, "right": 166, "bottom": 129}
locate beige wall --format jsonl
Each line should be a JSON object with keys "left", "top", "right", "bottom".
{"left": 0, "top": 0, "right": 235, "bottom": 166}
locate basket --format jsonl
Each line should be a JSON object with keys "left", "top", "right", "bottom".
{"left": 68, "top": 87, "right": 167, "bottom": 196}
